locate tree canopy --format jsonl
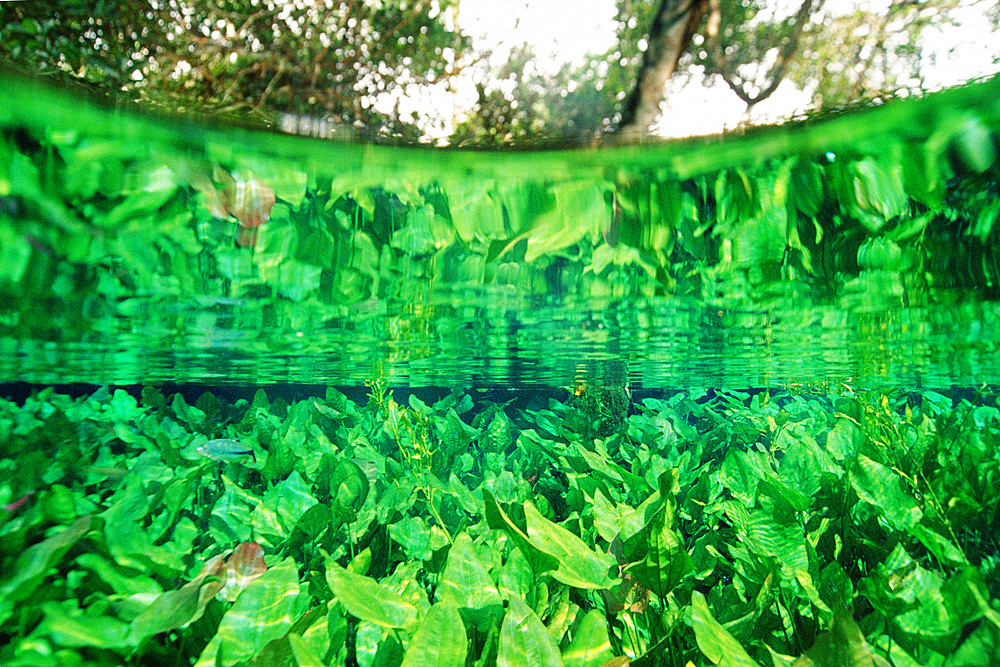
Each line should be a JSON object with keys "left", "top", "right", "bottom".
{"left": 0, "top": 0, "right": 467, "bottom": 139}
{"left": 1, "top": 0, "right": 997, "bottom": 144}
{"left": 454, "top": 0, "right": 999, "bottom": 144}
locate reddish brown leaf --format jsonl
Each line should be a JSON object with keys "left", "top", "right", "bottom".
{"left": 218, "top": 541, "right": 267, "bottom": 602}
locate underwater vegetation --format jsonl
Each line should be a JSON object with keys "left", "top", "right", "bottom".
{"left": 0, "top": 383, "right": 997, "bottom": 666}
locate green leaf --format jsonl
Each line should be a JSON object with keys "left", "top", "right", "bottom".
{"left": 271, "top": 471, "right": 319, "bottom": 533}
{"left": 330, "top": 457, "right": 370, "bottom": 509}
{"left": 910, "top": 524, "right": 967, "bottom": 568}
{"left": 127, "top": 553, "right": 226, "bottom": 646}
{"left": 522, "top": 501, "right": 617, "bottom": 590}
{"left": 561, "top": 610, "right": 615, "bottom": 667}
{"left": 38, "top": 601, "right": 130, "bottom": 650}
{"left": 591, "top": 489, "right": 647, "bottom": 545}
{"left": 102, "top": 479, "right": 184, "bottom": 574}
{"left": 691, "top": 591, "right": 761, "bottom": 667}
{"left": 850, "top": 454, "right": 922, "bottom": 530}
{"left": 400, "top": 602, "right": 468, "bottom": 667}
{"left": 194, "top": 557, "right": 301, "bottom": 666}
{"left": 719, "top": 449, "right": 769, "bottom": 504}
{"left": 483, "top": 489, "right": 559, "bottom": 577}
{"left": 789, "top": 161, "right": 824, "bottom": 216}
{"left": 289, "top": 632, "right": 326, "bottom": 667}
{"left": 624, "top": 511, "right": 693, "bottom": 599}
{"left": 846, "top": 158, "right": 907, "bottom": 229}
{"left": 826, "top": 419, "right": 863, "bottom": 462}
{"left": 795, "top": 598, "right": 890, "bottom": 667}
{"left": 390, "top": 515, "right": 447, "bottom": 561}
{"left": 436, "top": 532, "right": 503, "bottom": 612}
{"left": 75, "top": 553, "right": 162, "bottom": 597}
{"left": 715, "top": 168, "right": 760, "bottom": 226}
{"left": 325, "top": 558, "right": 418, "bottom": 629}
{"left": 211, "top": 483, "right": 255, "bottom": 544}
{"left": 497, "top": 595, "right": 563, "bottom": 667}
{"left": 742, "top": 511, "right": 810, "bottom": 572}
{"left": 0, "top": 514, "right": 91, "bottom": 624}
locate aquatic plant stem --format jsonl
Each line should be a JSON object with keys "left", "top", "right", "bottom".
{"left": 917, "top": 469, "right": 967, "bottom": 563}
{"left": 621, "top": 611, "right": 641, "bottom": 658}
{"left": 367, "top": 377, "right": 454, "bottom": 544}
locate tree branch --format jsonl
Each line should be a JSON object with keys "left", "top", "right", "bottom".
{"left": 708, "top": 0, "right": 821, "bottom": 109}
{"left": 613, "top": 0, "right": 709, "bottom": 141}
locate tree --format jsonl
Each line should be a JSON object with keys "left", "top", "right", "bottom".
{"left": 615, "top": 0, "right": 710, "bottom": 141}
{"left": 614, "top": 0, "right": 999, "bottom": 134}
{"left": 1, "top": 0, "right": 995, "bottom": 143}
{"left": 452, "top": 0, "right": 997, "bottom": 144}
{"left": 0, "top": 0, "right": 468, "bottom": 138}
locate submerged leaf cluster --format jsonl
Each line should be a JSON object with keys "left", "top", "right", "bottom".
{"left": 1, "top": 384, "right": 997, "bottom": 665}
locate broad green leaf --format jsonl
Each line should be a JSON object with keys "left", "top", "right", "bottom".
{"left": 38, "top": 601, "right": 130, "bottom": 649}
{"left": 850, "top": 454, "right": 922, "bottom": 530}
{"left": 127, "top": 553, "right": 226, "bottom": 646}
{"left": 325, "top": 558, "right": 418, "bottom": 629}
{"left": 742, "top": 511, "right": 810, "bottom": 572}
{"left": 574, "top": 443, "right": 622, "bottom": 482}
{"left": 390, "top": 514, "right": 447, "bottom": 561}
{"left": 858, "top": 542, "right": 960, "bottom": 653}
{"left": 484, "top": 489, "right": 559, "bottom": 577}
{"left": 776, "top": 426, "right": 837, "bottom": 498}
{"left": 591, "top": 490, "right": 646, "bottom": 545}
{"left": 497, "top": 595, "right": 563, "bottom": 667}
{"left": 789, "top": 161, "right": 824, "bottom": 216}
{"left": 719, "top": 449, "right": 769, "bottom": 504}
{"left": 330, "top": 456, "right": 370, "bottom": 509}
{"left": 562, "top": 610, "right": 615, "bottom": 667}
{"left": 498, "top": 547, "right": 535, "bottom": 602}
{"left": 715, "top": 168, "right": 760, "bottom": 226}
{"left": 523, "top": 182, "right": 604, "bottom": 262}
{"left": 944, "top": 621, "right": 1000, "bottom": 667}
{"left": 102, "top": 479, "right": 184, "bottom": 574}
{"left": 846, "top": 158, "right": 907, "bottom": 228}
{"left": 289, "top": 632, "right": 326, "bottom": 667}
{"left": 825, "top": 419, "right": 863, "bottom": 461}
{"left": 691, "top": 591, "right": 761, "bottom": 667}
{"left": 950, "top": 116, "right": 997, "bottom": 174}
{"left": 294, "top": 502, "right": 333, "bottom": 539}
{"left": 0, "top": 514, "right": 91, "bottom": 624}
{"left": 910, "top": 524, "right": 967, "bottom": 568}
{"left": 625, "top": 512, "right": 693, "bottom": 599}
{"left": 195, "top": 557, "right": 301, "bottom": 667}
{"left": 271, "top": 471, "right": 319, "bottom": 533}
{"left": 75, "top": 553, "right": 162, "bottom": 597}
{"left": 210, "top": 485, "right": 255, "bottom": 544}
{"left": 400, "top": 602, "right": 468, "bottom": 667}
{"left": 522, "top": 501, "right": 617, "bottom": 590}
{"left": 436, "top": 532, "right": 503, "bottom": 612}
{"left": 794, "top": 598, "right": 890, "bottom": 667}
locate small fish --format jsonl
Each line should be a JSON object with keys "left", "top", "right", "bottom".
{"left": 2, "top": 490, "right": 35, "bottom": 514}
{"left": 197, "top": 438, "right": 255, "bottom": 464}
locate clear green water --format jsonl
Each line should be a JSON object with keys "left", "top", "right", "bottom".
{"left": 3, "top": 72, "right": 1000, "bottom": 390}
{"left": 2, "top": 72, "right": 1000, "bottom": 666}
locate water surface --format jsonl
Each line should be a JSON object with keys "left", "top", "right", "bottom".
{"left": 2, "top": 72, "right": 999, "bottom": 390}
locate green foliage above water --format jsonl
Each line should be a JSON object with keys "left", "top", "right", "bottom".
{"left": 0, "top": 0, "right": 467, "bottom": 137}
{"left": 0, "top": 383, "right": 997, "bottom": 665}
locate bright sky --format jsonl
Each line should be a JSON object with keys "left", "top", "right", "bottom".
{"left": 446, "top": 0, "right": 999, "bottom": 139}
